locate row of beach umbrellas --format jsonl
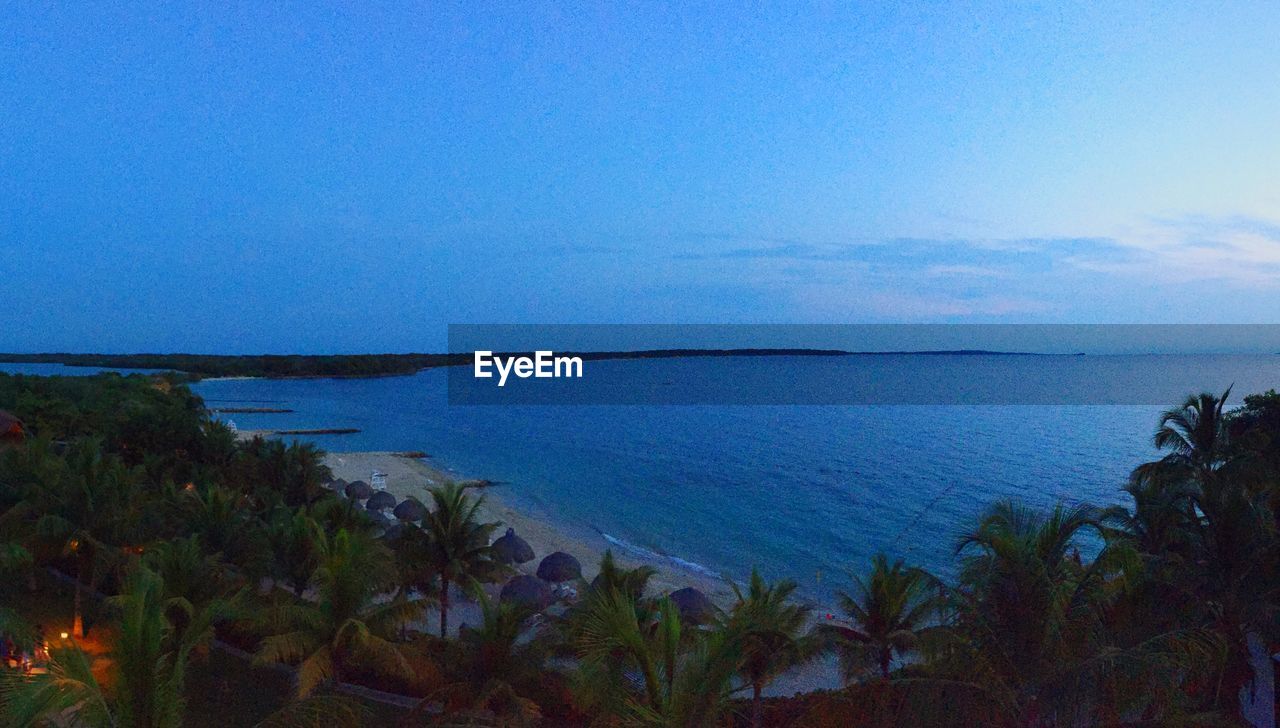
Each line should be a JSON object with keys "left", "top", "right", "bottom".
{"left": 498, "top": 566, "right": 713, "bottom": 624}
{"left": 499, "top": 545, "right": 714, "bottom": 623}
{"left": 326, "top": 479, "right": 712, "bottom": 621}
{"left": 327, "top": 478, "right": 427, "bottom": 521}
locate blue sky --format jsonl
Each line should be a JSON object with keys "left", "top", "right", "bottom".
{"left": 2, "top": 2, "right": 1279, "bottom": 352}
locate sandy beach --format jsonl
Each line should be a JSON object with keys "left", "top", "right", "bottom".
{"left": 320, "top": 448, "right": 843, "bottom": 695}
{"left": 322, "top": 450, "right": 736, "bottom": 603}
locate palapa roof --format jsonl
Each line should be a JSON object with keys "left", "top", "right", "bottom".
{"left": 668, "top": 587, "right": 716, "bottom": 625}
{"left": 345, "top": 480, "right": 373, "bottom": 500}
{"left": 536, "top": 551, "right": 582, "bottom": 582}
{"left": 500, "top": 575, "right": 553, "bottom": 611}
{"left": 491, "top": 527, "right": 535, "bottom": 564}
{"left": 393, "top": 498, "right": 427, "bottom": 522}
{"left": 366, "top": 490, "right": 397, "bottom": 511}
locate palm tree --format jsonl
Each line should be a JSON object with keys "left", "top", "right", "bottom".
{"left": 1106, "top": 474, "right": 1195, "bottom": 559}
{"left": 180, "top": 483, "right": 265, "bottom": 572}
{"left": 421, "top": 590, "right": 549, "bottom": 726}
{"left": 819, "top": 554, "right": 934, "bottom": 683}
{"left": 925, "top": 499, "right": 1219, "bottom": 724}
{"left": 266, "top": 506, "right": 323, "bottom": 597}
{"left": 144, "top": 534, "right": 231, "bottom": 607}
{"left": 0, "top": 541, "right": 35, "bottom": 650}
{"left": 0, "top": 563, "right": 224, "bottom": 728}
{"left": 229, "top": 437, "right": 331, "bottom": 507}
{"left": 1134, "top": 388, "right": 1277, "bottom": 716}
{"left": 418, "top": 482, "right": 503, "bottom": 637}
{"left": 20, "top": 441, "right": 142, "bottom": 637}
{"left": 280, "top": 441, "right": 331, "bottom": 506}
{"left": 0, "top": 540, "right": 32, "bottom": 574}
{"left": 308, "top": 491, "right": 379, "bottom": 537}
{"left": 1139, "top": 387, "right": 1235, "bottom": 484}
{"left": 456, "top": 590, "right": 547, "bottom": 688}
{"left": 571, "top": 588, "right": 741, "bottom": 726}
{"left": 950, "top": 501, "right": 1109, "bottom": 712}
{"left": 0, "top": 642, "right": 115, "bottom": 727}
{"left": 590, "top": 549, "right": 656, "bottom": 601}
{"left": 255, "top": 528, "right": 424, "bottom": 696}
{"left": 1178, "top": 462, "right": 1276, "bottom": 716}
{"left": 726, "top": 568, "right": 812, "bottom": 728}
{"left": 388, "top": 523, "right": 440, "bottom": 638}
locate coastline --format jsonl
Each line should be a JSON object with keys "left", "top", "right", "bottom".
{"left": 321, "top": 449, "right": 737, "bottom": 604}
{"left": 318, "top": 447, "right": 844, "bottom": 695}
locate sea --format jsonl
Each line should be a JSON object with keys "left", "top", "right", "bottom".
{"left": 5, "top": 355, "right": 1279, "bottom": 603}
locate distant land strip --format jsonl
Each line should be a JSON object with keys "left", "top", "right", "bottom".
{"left": 0, "top": 349, "right": 1040, "bottom": 380}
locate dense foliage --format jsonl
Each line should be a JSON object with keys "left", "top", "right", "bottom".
{"left": 0, "top": 354, "right": 457, "bottom": 378}
{"left": 0, "top": 349, "right": 850, "bottom": 380}
{"left": 1, "top": 373, "right": 1279, "bottom": 726}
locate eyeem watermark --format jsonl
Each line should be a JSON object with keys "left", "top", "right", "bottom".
{"left": 450, "top": 324, "right": 1280, "bottom": 405}
{"left": 473, "top": 350, "right": 584, "bottom": 387}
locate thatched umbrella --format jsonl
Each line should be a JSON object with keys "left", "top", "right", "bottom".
{"left": 328, "top": 478, "right": 348, "bottom": 492}
{"left": 491, "top": 528, "right": 535, "bottom": 565}
{"left": 536, "top": 551, "right": 582, "bottom": 583}
{"left": 500, "top": 575, "right": 553, "bottom": 611}
{"left": 668, "top": 587, "right": 715, "bottom": 625}
{"left": 393, "top": 498, "right": 427, "bottom": 522}
{"left": 366, "top": 490, "right": 397, "bottom": 511}
{"left": 345, "top": 480, "right": 373, "bottom": 500}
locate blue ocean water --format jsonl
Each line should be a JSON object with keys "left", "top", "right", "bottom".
{"left": 185, "top": 354, "right": 1280, "bottom": 602}
{"left": 8, "top": 355, "right": 1278, "bottom": 602}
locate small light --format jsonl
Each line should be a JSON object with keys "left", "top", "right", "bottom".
{"left": 60, "top": 632, "right": 69, "bottom": 640}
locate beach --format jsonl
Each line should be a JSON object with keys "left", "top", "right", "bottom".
{"left": 320, "top": 448, "right": 843, "bottom": 695}
{"left": 321, "top": 449, "right": 737, "bottom": 604}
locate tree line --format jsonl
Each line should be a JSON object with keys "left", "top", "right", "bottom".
{"left": 0, "top": 349, "right": 852, "bottom": 380}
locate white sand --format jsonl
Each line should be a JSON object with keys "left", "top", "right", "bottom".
{"left": 321, "top": 449, "right": 844, "bottom": 695}
{"left": 323, "top": 451, "right": 734, "bottom": 601}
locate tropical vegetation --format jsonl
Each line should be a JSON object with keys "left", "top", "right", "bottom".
{"left": 2, "top": 371, "right": 1280, "bottom": 725}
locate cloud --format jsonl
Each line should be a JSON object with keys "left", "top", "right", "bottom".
{"left": 1072, "top": 215, "right": 1280, "bottom": 286}
{"left": 921, "top": 264, "right": 1010, "bottom": 278}
{"left": 673, "top": 219, "right": 1280, "bottom": 287}
{"left": 660, "top": 215, "right": 1280, "bottom": 322}
{"left": 670, "top": 236, "right": 1143, "bottom": 284}
{"left": 855, "top": 292, "right": 1055, "bottom": 318}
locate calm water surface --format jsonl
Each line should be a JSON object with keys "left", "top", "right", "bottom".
{"left": 189, "top": 353, "right": 1280, "bottom": 602}
{"left": 8, "top": 356, "right": 1276, "bottom": 602}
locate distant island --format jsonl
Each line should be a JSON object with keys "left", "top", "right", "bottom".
{"left": 0, "top": 349, "right": 1039, "bottom": 379}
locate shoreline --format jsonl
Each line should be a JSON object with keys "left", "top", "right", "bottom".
{"left": 321, "top": 450, "right": 738, "bottom": 605}
{"left": 232, "top": 422, "right": 845, "bottom": 693}
{"left": 319, "top": 448, "right": 844, "bottom": 695}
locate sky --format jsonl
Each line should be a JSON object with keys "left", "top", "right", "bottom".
{"left": 2, "top": 2, "right": 1279, "bottom": 353}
